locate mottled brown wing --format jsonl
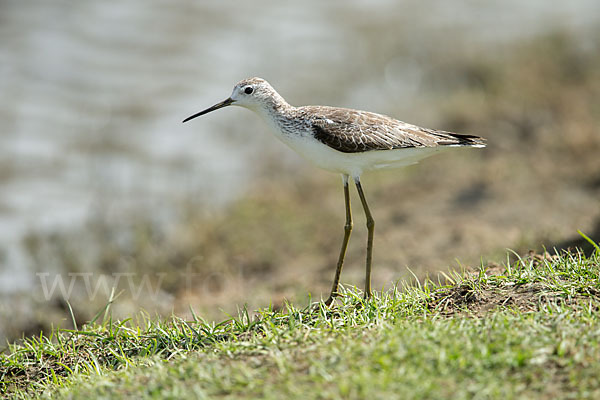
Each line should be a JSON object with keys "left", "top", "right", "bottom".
{"left": 306, "top": 106, "right": 485, "bottom": 153}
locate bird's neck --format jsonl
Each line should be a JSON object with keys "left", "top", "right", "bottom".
{"left": 250, "top": 98, "right": 304, "bottom": 140}
{"left": 254, "top": 95, "right": 295, "bottom": 123}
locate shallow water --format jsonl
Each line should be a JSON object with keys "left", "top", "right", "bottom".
{"left": 0, "top": 0, "right": 598, "bottom": 293}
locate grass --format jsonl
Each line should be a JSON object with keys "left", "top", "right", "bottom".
{"left": 2, "top": 245, "right": 599, "bottom": 398}
{"left": 10, "top": 28, "right": 600, "bottom": 345}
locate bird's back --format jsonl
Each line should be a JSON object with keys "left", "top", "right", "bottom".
{"left": 295, "top": 105, "right": 485, "bottom": 154}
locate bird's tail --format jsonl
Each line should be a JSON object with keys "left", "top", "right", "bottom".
{"left": 438, "top": 131, "right": 486, "bottom": 148}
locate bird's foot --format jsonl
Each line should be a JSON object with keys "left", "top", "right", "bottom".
{"left": 324, "top": 296, "right": 336, "bottom": 307}
{"left": 323, "top": 290, "right": 340, "bottom": 307}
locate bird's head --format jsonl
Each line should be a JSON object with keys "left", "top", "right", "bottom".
{"left": 183, "top": 77, "right": 286, "bottom": 123}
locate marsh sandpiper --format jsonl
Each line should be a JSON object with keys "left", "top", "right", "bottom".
{"left": 183, "top": 77, "right": 486, "bottom": 305}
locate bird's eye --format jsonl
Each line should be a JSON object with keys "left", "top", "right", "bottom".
{"left": 244, "top": 86, "right": 254, "bottom": 95}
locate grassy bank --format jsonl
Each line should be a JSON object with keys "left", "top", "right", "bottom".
{"left": 9, "top": 29, "right": 600, "bottom": 346}
{"left": 2, "top": 243, "right": 599, "bottom": 399}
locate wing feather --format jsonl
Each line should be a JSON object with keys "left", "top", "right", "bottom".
{"left": 304, "top": 106, "right": 485, "bottom": 153}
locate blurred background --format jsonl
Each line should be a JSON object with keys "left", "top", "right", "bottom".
{"left": 1, "top": 0, "right": 599, "bottom": 343}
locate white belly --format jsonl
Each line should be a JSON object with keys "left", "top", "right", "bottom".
{"left": 269, "top": 125, "right": 445, "bottom": 178}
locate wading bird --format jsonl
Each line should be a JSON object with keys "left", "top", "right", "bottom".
{"left": 183, "top": 78, "right": 485, "bottom": 305}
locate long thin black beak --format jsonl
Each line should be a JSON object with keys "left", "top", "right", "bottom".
{"left": 182, "top": 98, "right": 234, "bottom": 123}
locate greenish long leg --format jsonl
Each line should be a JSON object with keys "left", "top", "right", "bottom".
{"left": 355, "top": 177, "right": 374, "bottom": 299}
{"left": 325, "top": 175, "right": 353, "bottom": 306}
